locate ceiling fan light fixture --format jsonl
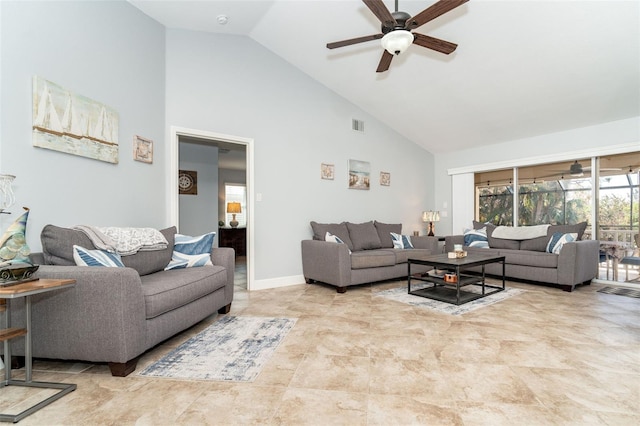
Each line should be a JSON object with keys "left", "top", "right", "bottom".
{"left": 381, "top": 30, "right": 414, "bottom": 55}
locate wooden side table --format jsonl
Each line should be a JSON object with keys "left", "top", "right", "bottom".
{"left": 219, "top": 227, "right": 246, "bottom": 256}
{"left": 1, "top": 278, "right": 77, "bottom": 423}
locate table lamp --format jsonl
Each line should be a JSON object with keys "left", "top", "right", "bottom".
{"left": 227, "top": 202, "right": 242, "bottom": 228}
{"left": 422, "top": 210, "right": 440, "bottom": 237}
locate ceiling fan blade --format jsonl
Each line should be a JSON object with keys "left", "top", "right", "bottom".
{"left": 413, "top": 33, "right": 457, "bottom": 54}
{"left": 376, "top": 50, "right": 393, "bottom": 73}
{"left": 327, "top": 33, "right": 383, "bottom": 49}
{"left": 406, "top": 0, "right": 469, "bottom": 30}
{"left": 363, "top": 0, "right": 396, "bottom": 27}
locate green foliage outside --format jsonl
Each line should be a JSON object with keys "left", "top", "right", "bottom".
{"left": 478, "top": 182, "right": 638, "bottom": 231}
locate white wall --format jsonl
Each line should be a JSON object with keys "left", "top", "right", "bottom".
{"left": 165, "top": 30, "right": 435, "bottom": 282}
{"left": 0, "top": 1, "right": 166, "bottom": 250}
{"left": 178, "top": 142, "right": 219, "bottom": 238}
{"left": 434, "top": 117, "right": 640, "bottom": 234}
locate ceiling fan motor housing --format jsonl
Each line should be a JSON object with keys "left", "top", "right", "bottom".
{"left": 381, "top": 11, "right": 411, "bottom": 33}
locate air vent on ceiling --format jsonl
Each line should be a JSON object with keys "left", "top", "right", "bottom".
{"left": 352, "top": 119, "right": 365, "bottom": 133}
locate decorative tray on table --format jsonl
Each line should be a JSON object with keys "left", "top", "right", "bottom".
{"left": 0, "top": 264, "right": 39, "bottom": 287}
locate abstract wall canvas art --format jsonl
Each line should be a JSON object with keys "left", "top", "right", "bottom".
{"left": 32, "top": 76, "right": 119, "bottom": 163}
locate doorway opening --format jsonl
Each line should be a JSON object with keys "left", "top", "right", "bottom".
{"left": 169, "top": 126, "right": 254, "bottom": 290}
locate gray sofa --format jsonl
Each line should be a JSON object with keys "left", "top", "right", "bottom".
{"left": 301, "top": 221, "right": 439, "bottom": 293}
{"left": 445, "top": 221, "right": 599, "bottom": 292}
{"left": 2, "top": 225, "right": 234, "bottom": 376}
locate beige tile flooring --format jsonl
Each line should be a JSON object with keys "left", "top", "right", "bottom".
{"left": 2, "top": 276, "right": 639, "bottom": 425}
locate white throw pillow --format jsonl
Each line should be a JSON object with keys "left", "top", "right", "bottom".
{"left": 165, "top": 232, "right": 215, "bottom": 270}
{"left": 390, "top": 232, "right": 414, "bottom": 249}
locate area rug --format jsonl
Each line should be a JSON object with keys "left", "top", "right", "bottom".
{"left": 375, "top": 284, "right": 526, "bottom": 315}
{"left": 597, "top": 286, "right": 640, "bottom": 299}
{"left": 138, "top": 316, "right": 297, "bottom": 382}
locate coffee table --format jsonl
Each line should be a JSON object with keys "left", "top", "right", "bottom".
{"left": 408, "top": 253, "right": 506, "bottom": 305}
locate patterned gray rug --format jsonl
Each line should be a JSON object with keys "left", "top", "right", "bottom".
{"left": 138, "top": 316, "right": 296, "bottom": 382}
{"left": 375, "top": 284, "right": 526, "bottom": 315}
{"left": 597, "top": 286, "right": 640, "bottom": 298}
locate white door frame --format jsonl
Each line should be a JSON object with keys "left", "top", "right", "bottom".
{"left": 169, "top": 126, "right": 255, "bottom": 290}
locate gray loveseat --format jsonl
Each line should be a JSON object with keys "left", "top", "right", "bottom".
{"left": 445, "top": 221, "right": 599, "bottom": 292}
{"left": 2, "top": 225, "right": 234, "bottom": 376}
{"left": 301, "top": 221, "right": 438, "bottom": 293}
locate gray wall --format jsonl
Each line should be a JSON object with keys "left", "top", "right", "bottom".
{"left": 0, "top": 1, "right": 166, "bottom": 249}
{"left": 0, "top": 2, "right": 435, "bottom": 284}
{"left": 164, "top": 29, "right": 435, "bottom": 281}
{"left": 178, "top": 142, "right": 219, "bottom": 239}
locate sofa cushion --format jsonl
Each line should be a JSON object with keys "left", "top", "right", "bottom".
{"left": 165, "top": 232, "right": 215, "bottom": 270}
{"left": 391, "top": 248, "right": 432, "bottom": 263}
{"left": 122, "top": 227, "right": 175, "bottom": 275}
{"left": 73, "top": 245, "right": 124, "bottom": 267}
{"left": 488, "top": 235, "right": 520, "bottom": 250}
{"left": 519, "top": 236, "right": 549, "bottom": 252}
{"left": 41, "top": 225, "right": 96, "bottom": 265}
{"left": 350, "top": 250, "right": 396, "bottom": 269}
{"left": 310, "top": 222, "right": 354, "bottom": 250}
{"left": 498, "top": 249, "right": 559, "bottom": 268}
{"left": 548, "top": 222, "right": 587, "bottom": 240}
{"left": 374, "top": 221, "right": 402, "bottom": 248}
{"left": 347, "top": 221, "right": 382, "bottom": 251}
{"left": 141, "top": 265, "right": 226, "bottom": 319}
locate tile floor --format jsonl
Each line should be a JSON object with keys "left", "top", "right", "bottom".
{"left": 1, "top": 274, "right": 639, "bottom": 425}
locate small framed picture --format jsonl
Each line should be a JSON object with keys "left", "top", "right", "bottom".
{"left": 179, "top": 170, "right": 197, "bottom": 195}
{"left": 380, "top": 172, "right": 391, "bottom": 186}
{"left": 133, "top": 135, "right": 153, "bottom": 163}
{"left": 321, "top": 163, "right": 335, "bottom": 180}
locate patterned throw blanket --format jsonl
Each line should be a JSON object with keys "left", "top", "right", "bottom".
{"left": 74, "top": 225, "right": 168, "bottom": 256}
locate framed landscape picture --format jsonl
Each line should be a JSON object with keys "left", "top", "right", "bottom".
{"left": 348, "top": 159, "right": 370, "bottom": 190}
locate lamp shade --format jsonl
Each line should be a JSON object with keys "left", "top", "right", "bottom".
{"left": 226, "top": 202, "right": 242, "bottom": 214}
{"left": 381, "top": 30, "right": 414, "bottom": 55}
{"left": 422, "top": 211, "right": 440, "bottom": 222}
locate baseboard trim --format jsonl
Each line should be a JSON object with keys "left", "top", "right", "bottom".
{"left": 252, "top": 274, "right": 305, "bottom": 291}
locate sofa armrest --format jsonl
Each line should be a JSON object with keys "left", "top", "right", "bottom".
{"left": 2, "top": 265, "right": 147, "bottom": 364}
{"left": 301, "top": 240, "right": 351, "bottom": 287}
{"left": 557, "top": 240, "right": 599, "bottom": 285}
{"left": 211, "top": 247, "right": 235, "bottom": 306}
{"left": 410, "top": 235, "right": 439, "bottom": 253}
{"left": 445, "top": 235, "right": 464, "bottom": 252}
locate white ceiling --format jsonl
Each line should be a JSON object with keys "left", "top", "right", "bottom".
{"left": 129, "top": 0, "right": 639, "bottom": 154}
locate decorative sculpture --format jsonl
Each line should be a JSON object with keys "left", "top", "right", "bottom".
{"left": 0, "top": 207, "right": 39, "bottom": 284}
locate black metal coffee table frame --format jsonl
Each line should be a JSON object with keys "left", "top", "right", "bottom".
{"left": 408, "top": 254, "right": 506, "bottom": 305}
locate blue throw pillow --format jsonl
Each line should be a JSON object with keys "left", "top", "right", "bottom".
{"left": 165, "top": 232, "right": 215, "bottom": 270}
{"left": 546, "top": 232, "right": 577, "bottom": 254}
{"left": 463, "top": 227, "right": 489, "bottom": 248}
{"left": 73, "top": 245, "right": 124, "bottom": 267}
{"left": 390, "top": 232, "right": 414, "bottom": 249}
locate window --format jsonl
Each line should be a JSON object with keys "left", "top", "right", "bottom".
{"left": 224, "top": 184, "right": 246, "bottom": 228}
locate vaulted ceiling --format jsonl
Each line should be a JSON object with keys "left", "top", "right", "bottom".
{"left": 129, "top": 0, "right": 639, "bottom": 154}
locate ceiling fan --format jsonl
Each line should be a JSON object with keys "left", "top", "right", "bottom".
{"left": 326, "top": 0, "right": 469, "bottom": 72}
{"left": 547, "top": 161, "right": 622, "bottom": 178}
